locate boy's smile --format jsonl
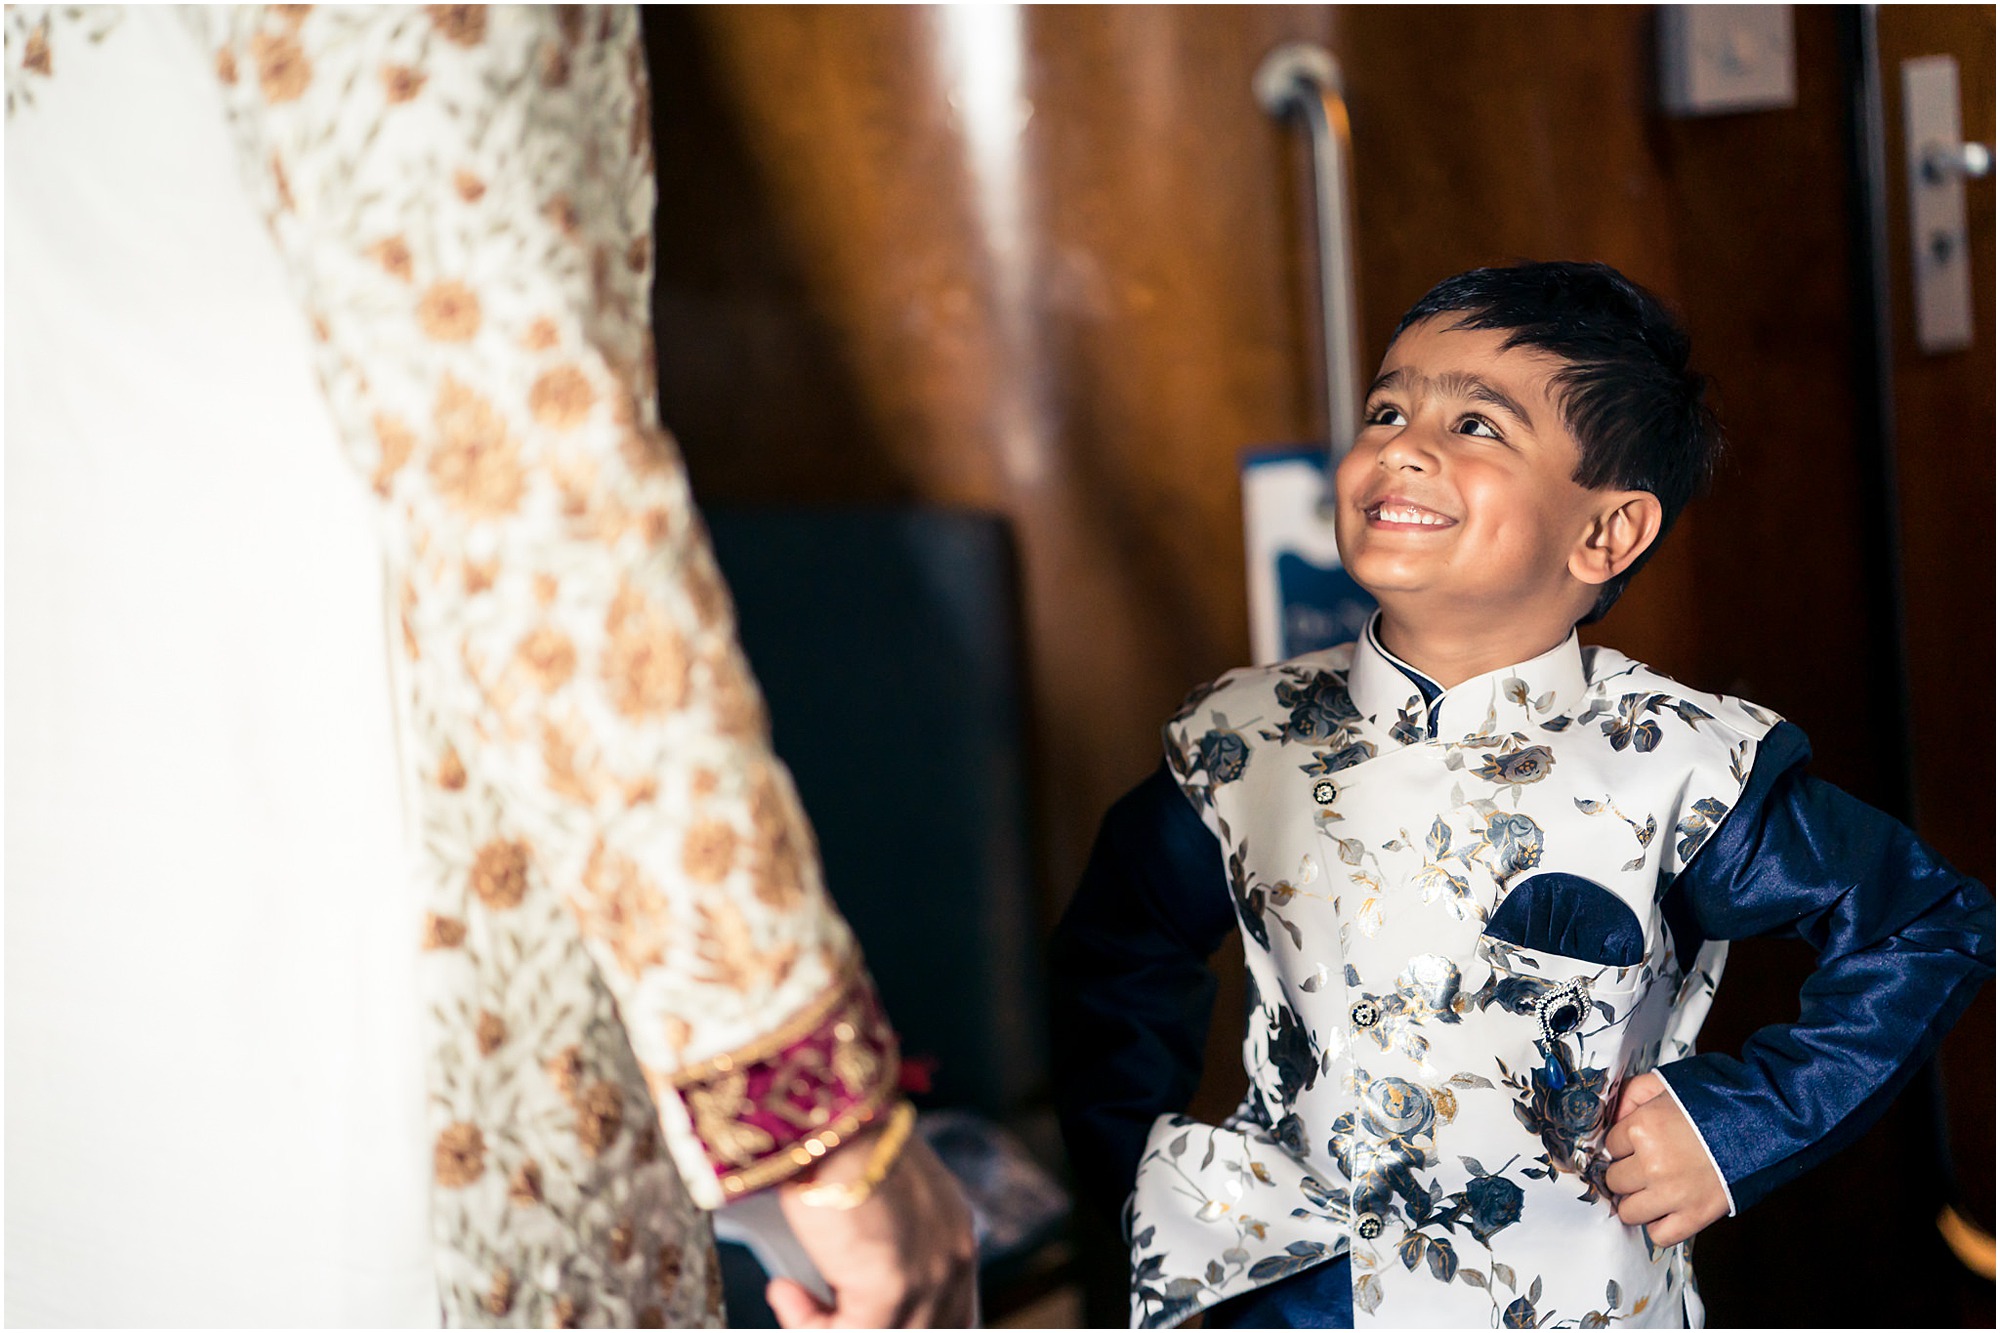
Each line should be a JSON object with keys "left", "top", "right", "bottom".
{"left": 1333, "top": 317, "right": 1658, "bottom": 680}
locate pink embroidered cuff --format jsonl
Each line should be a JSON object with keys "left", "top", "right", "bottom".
{"left": 672, "top": 962, "right": 903, "bottom": 1197}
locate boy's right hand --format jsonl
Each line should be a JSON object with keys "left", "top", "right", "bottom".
{"left": 1602, "top": 1072, "right": 1730, "bottom": 1247}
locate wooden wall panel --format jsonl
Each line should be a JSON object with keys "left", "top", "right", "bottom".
{"left": 648, "top": 5, "right": 1336, "bottom": 897}
{"left": 1878, "top": 0, "right": 1997, "bottom": 1277}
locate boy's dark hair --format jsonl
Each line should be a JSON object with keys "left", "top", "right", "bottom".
{"left": 1391, "top": 261, "right": 1721, "bottom": 624}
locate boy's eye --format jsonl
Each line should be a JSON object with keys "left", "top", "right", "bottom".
{"left": 1457, "top": 414, "right": 1503, "bottom": 440}
{"left": 1364, "top": 403, "right": 1406, "bottom": 427}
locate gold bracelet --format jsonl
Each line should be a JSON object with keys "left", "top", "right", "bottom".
{"left": 791, "top": 1101, "right": 918, "bottom": 1210}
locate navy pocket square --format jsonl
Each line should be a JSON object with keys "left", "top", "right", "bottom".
{"left": 1483, "top": 873, "right": 1646, "bottom": 967}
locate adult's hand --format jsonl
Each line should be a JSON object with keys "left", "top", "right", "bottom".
{"left": 767, "top": 1120, "right": 978, "bottom": 1328}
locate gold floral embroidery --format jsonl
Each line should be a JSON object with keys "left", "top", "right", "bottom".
{"left": 830, "top": 1033, "right": 884, "bottom": 1097}
{"left": 369, "top": 411, "right": 414, "bottom": 494}
{"left": 577, "top": 1081, "right": 623, "bottom": 1158}
{"left": 749, "top": 770, "right": 808, "bottom": 911}
{"left": 523, "top": 317, "right": 561, "bottom": 352}
{"left": 423, "top": 913, "right": 467, "bottom": 949}
{"left": 687, "top": 1070, "right": 776, "bottom": 1167}
{"left": 544, "top": 193, "right": 581, "bottom": 238}
{"left": 434, "top": 1122, "right": 486, "bottom": 1187}
{"left": 529, "top": 364, "right": 594, "bottom": 429}
{"left": 215, "top": 44, "right": 237, "bottom": 85}
{"left": 515, "top": 626, "right": 578, "bottom": 693}
{"left": 429, "top": 375, "right": 525, "bottom": 517}
{"left": 417, "top": 279, "right": 481, "bottom": 343}
{"left": 471, "top": 838, "right": 531, "bottom": 910}
{"left": 452, "top": 168, "right": 485, "bottom": 203}
{"left": 399, "top": 574, "right": 420, "bottom": 661}
{"left": 690, "top": 769, "right": 719, "bottom": 799}
{"left": 249, "top": 31, "right": 309, "bottom": 104}
{"left": 681, "top": 558, "right": 729, "bottom": 631}
{"left": 366, "top": 235, "right": 413, "bottom": 282}
{"left": 533, "top": 571, "right": 560, "bottom": 605}
{"left": 590, "top": 245, "right": 614, "bottom": 312}
{"left": 476, "top": 1010, "right": 507, "bottom": 1056}
{"left": 663, "top": 1015, "right": 693, "bottom": 1055}
{"left": 507, "top": 1159, "right": 543, "bottom": 1206}
{"left": 541, "top": 40, "right": 570, "bottom": 89}
{"left": 269, "top": 151, "right": 295, "bottom": 212}
{"left": 602, "top": 578, "right": 689, "bottom": 718}
{"left": 705, "top": 651, "right": 766, "bottom": 739}
{"left": 484, "top": 1266, "right": 515, "bottom": 1318}
{"left": 380, "top": 63, "right": 425, "bottom": 104}
{"left": 681, "top": 819, "right": 737, "bottom": 885}
{"left": 622, "top": 774, "right": 659, "bottom": 807}
{"left": 617, "top": 426, "right": 665, "bottom": 480}
{"left": 20, "top": 20, "right": 51, "bottom": 78}
{"left": 541, "top": 717, "right": 600, "bottom": 804}
{"left": 547, "top": 1046, "right": 583, "bottom": 1104}
{"left": 437, "top": 744, "right": 467, "bottom": 791}
{"left": 426, "top": 4, "right": 486, "bottom": 47}
{"left": 695, "top": 899, "right": 795, "bottom": 994}
{"left": 657, "top": 1245, "right": 684, "bottom": 1302}
{"left": 577, "top": 840, "right": 670, "bottom": 976}
{"left": 463, "top": 558, "right": 498, "bottom": 595}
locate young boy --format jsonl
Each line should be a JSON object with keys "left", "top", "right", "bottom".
{"left": 1051, "top": 262, "right": 1994, "bottom": 1329}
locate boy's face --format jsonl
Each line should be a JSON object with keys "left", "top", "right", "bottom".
{"left": 1334, "top": 317, "right": 1610, "bottom": 629}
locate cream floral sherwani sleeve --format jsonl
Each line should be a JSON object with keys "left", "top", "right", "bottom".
{"left": 181, "top": 6, "right": 898, "bottom": 1323}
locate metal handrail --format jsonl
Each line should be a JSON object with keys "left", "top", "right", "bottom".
{"left": 1255, "top": 43, "right": 1363, "bottom": 499}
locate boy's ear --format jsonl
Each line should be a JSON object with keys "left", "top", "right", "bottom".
{"left": 1570, "top": 491, "right": 1663, "bottom": 587}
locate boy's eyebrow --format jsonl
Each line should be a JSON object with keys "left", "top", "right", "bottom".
{"left": 1366, "top": 368, "right": 1539, "bottom": 431}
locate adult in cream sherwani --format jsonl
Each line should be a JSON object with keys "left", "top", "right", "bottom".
{"left": 7, "top": 7, "right": 968, "bottom": 1326}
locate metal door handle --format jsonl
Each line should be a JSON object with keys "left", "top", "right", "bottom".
{"left": 1902, "top": 55, "right": 1984, "bottom": 352}
{"left": 1255, "top": 44, "right": 1363, "bottom": 490}
{"left": 1922, "top": 140, "right": 1993, "bottom": 183}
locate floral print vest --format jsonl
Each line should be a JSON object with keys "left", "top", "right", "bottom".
{"left": 1128, "top": 619, "right": 1778, "bottom": 1328}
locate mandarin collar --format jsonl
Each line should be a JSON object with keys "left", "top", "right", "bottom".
{"left": 1347, "top": 612, "right": 1590, "bottom": 744}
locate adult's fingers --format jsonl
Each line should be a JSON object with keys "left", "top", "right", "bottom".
{"left": 768, "top": 1278, "right": 836, "bottom": 1329}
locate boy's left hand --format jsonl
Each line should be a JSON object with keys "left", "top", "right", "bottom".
{"left": 1602, "top": 1072, "right": 1730, "bottom": 1246}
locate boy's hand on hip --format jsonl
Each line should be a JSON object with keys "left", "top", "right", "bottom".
{"left": 1602, "top": 1072, "right": 1729, "bottom": 1247}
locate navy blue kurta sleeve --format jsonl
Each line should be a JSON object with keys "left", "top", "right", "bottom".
{"left": 1050, "top": 761, "right": 1236, "bottom": 1221}
{"left": 1655, "top": 721, "right": 1996, "bottom": 1212}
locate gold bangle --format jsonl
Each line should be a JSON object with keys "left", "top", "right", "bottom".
{"left": 791, "top": 1101, "right": 918, "bottom": 1210}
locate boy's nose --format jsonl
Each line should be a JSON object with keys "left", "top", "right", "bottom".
{"left": 1376, "top": 427, "right": 1439, "bottom": 472}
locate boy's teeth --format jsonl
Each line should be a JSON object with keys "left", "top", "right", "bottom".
{"left": 1377, "top": 504, "right": 1450, "bottom": 526}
